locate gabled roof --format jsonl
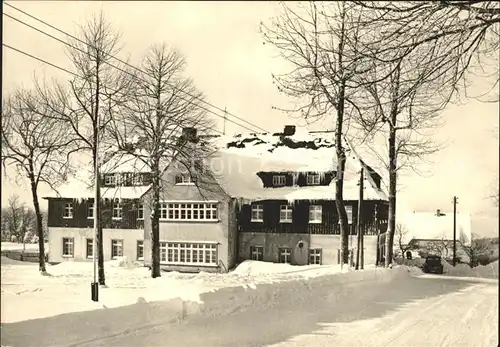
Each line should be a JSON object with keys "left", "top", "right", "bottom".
{"left": 210, "top": 129, "right": 389, "bottom": 201}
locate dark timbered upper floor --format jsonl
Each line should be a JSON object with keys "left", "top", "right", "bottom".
{"left": 257, "top": 171, "right": 335, "bottom": 188}
{"left": 101, "top": 172, "right": 152, "bottom": 188}
{"left": 237, "top": 199, "right": 388, "bottom": 235}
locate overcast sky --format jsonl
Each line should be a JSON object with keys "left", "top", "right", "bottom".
{"left": 2, "top": 1, "right": 499, "bottom": 236}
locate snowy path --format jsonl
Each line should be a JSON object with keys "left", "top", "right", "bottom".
{"left": 2, "top": 274, "right": 497, "bottom": 347}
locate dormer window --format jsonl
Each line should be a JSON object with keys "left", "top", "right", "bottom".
{"left": 132, "top": 174, "right": 143, "bottom": 186}
{"left": 104, "top": 174, "right": 116, "bottom": 186}
{"left": 306, "top": 173, "right": 320, "bottom": 185}
{"left": 272, "top": 175, "right": 286, "bottom": 186}
{"left": 175, "top": 174, "right": 195, "bottom": 185}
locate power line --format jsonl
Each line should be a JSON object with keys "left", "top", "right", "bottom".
{"left": 3, "top": 1, "right": 269, "bottom": 133}
{"left": 2, "top": 42, "right": 226, "bottom": 138}
{"left": 3, "top": 11, "right": 257, "bottom": 134}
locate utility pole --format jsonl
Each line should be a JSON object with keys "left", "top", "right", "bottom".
{"left": 223, "top": 107, "right": 227, "bottom": 135}
{"left": 452, "top": 196, "right": 458, "bottom": 267}
{"left": 356, "top": 168, "right": 364, "bottom": 270}
{"left": 91, "top": 119, "right": 100, "bottom": 302}
{"left": 374, "top": 204, "right": 379, "bottom": 266}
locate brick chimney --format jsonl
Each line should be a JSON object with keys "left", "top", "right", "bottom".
{"left": 283, "top": 125, "right": 296, "bottom": 136}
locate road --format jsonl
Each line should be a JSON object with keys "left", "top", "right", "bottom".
{"left": 1, "top": 275, "right": 497, "bottom": 347}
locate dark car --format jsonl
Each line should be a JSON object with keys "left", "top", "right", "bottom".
{"left": 422, "top": 255, "right": 444, "bottom": 274}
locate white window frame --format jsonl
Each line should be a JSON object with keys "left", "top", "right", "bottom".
{"left": 250, "top": 245, "right": 264, "bottom": 261}
{"left": 279, "top": 247, "right": 291, "bottom": 264}
{"left": 137, "top": 240, "right": 144, "bottom": 261}
{"left": 309, "top": 205, "right": 322, "bottom": 224}
{"left": 272, "top": 175, "right": 286, "bottom": 186}
{"left": 251, "top": 204, "right": 264, "bottom": 222}
{"left": 175, "top": 174, "right": 195, "bottom": 185}
{"left": 279, "top": 205, "right": 293, "bottom": 223}
{"left": 309, "top": 249, "right": 322, "bottom": 265}
{"left": 112, "top": 200, "right": 123, "bottom": 220}
{"left": 338, "top": 205, "right": 353, "bottom": 225}
{"left": 111, "top": 239, "right": 123, "bottom": 259}
{"left": 104, "top": 174, "right": 116, "bottom": 186}
{"left": 114, "top": 173, "right": 123, "bottom": 186}
{"left": 160, "top": 242, "right": 218, "bottom": 266}
{"left": 86, "top": 238, "right": 94, "bottom": 259}
{"left": 62, "top": 237, "right": 74, "bottom": 257}
{"left": 132, "top": 174, "right": 143, "bottom": 186}
{"left": 137, "top": 203, "right": 144, "bottom": 220}
{"left": 87, "top": 202, "right": 94, "bottom": 219}
{"left": 306, "top": 173, "right": 320, "bottom": 185}
{"left": 159, "top": 201, "right": 219, "bottom": 222}
{"left": 63, "top": 203, "right": 73, "bottom": 219}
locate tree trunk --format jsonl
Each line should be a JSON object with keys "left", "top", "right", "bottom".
{"left": 29, "top": 176, "right": 46, "bottom": 273}
{"left": 151, "top": 159, "right": 161, "bottom": 278}
{"left": 385, "top": 125, "right": 397, "bottom": 268}
{"left": 335, "top": 79, "right": 349, "bottom": 265}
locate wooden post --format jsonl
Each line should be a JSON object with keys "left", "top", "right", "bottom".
{"left": 375, "top": 204, "right": 379, "bottom": 266}
{"left": 356, "top": 168, "right": 364, "bottom": 270}
{"left": 453, "top": 196, "right": 458, "bottom": 266}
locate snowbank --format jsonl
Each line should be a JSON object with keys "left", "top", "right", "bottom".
{"left": 1, "top": 259, "right": 411, "bottom": 323}
{"left": 441, "top": 259, "right": 498, "bottom": 279}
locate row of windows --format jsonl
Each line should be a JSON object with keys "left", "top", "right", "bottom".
{"left": 61, "top": 238, "right": 217, "bottom": 266}
{"left": 250, "top": 245, "right": 322, "bottom": 265}
{"left": 272, "top": 173, "right": 321, "bottom": 186}
{"left": 61, "top": 202, "right": 218, "bottom": 221}
{"left": 104, "top": 173, "right": 145, "bottom": 186}
{"left": 251, "top": 204, "right": 353, "bottom": 224}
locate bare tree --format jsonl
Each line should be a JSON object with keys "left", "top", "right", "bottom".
{"left": 353, "top": 1, "right": 499, "bottom": 103}
{"left": 36, "top": 12, "right": 131, "bottom": 284}
{"left": 1, "top": 195, "right": 33, "bottom": 243}
{"left": 459, "top": 234, "right": 491, "bottom": 268}
{"left": 108, "top": 44, "right": 217, "bottom": 278}
{"left": 260, "top": 2, "right": 376, "bottom": 265}
{"left": 394, "top": 223, "right": 411, "bottom": 259}
{"left": 2, "top": 90, "right": 73, "bottom": 272}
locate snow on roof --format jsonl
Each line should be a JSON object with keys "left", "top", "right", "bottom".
{"left": 398, "top": 211, "right": 473, "bottom": 245}
{"left": 210, "top": 151, "right": 387, "bottom": 202}
{"left": 100, "top": 152, "right": 151, "bottom": 174}
{"left": 43, "top": 159, "right": 151, "bottom": 200}
{"left": 211, "top": 128, "right": 388, "bottom": 201}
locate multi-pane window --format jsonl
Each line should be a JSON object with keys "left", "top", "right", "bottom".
{"left": 137, "top": 240, "right": 144, "bottom": 261}
{"left": 86, "top": 238, "right": 94, "bottom": 259}
{"left": 250, "top": 246, "right": 264, "bottom": 261}
{"left": 309, "top": 205, "right": 322, "bottom": 223}
{"left": 280, "top": 205, "right": 293, "bottom": 223}
{"left": 160, "top": 242, "right": 217, "bottom": 266}
{"left": 111, "top": 239, "right": 123, "bottom": 259}
{"left": 132, "top": 174, "right": 143, "bottom": 186}
{"left": 279, "top": 248, "right": 291, "bottom": 264}
{"left": 62, "top": 237, "right": 74, "bottom": 257}
{"left": 159, "top": 202, "right": 218, "bottom": 221}
{"left": 272, "top": 175, "right": 286, "bottom": 186}
{"left": 251, "top": 204, "right": 264, "bottom": 222}
{"left": 104, "top": 174, "right": 116, "bottom": 186}
{"left": 175, "top": 175, "right": 195, "bottom": 185}
{"left": 309, "top": 249, "right": 322, "bottom": 265}
{"left": 306, "top": 173, "right": 320, "bottom": 185}
{"left": 112, "top": 200, "right": 122, "bottom": 219}
{"left": 63, "top": 203, "right": 73, "bottom": 219}
{"left": 87, "top": 202, "right": 94, "bottom": 219}
{"left": 114, "top": 173, "right": 123, "bottom": 186}
{"left": 137, "top": 203, "right": 144, "bottom": 220}
{"left": 338, "top": 205, "right": 353, "bottom": 224}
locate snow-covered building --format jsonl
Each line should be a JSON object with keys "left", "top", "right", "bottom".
{"left": 213, "top": 125, "right": 390, "bottom": 266}
{"left": 44, "top": 125, "right": 390, "bottom": 271}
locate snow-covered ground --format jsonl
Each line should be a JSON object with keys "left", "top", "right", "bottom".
{"left": 1, "top": 258, "right": 376, "bottom": 323}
